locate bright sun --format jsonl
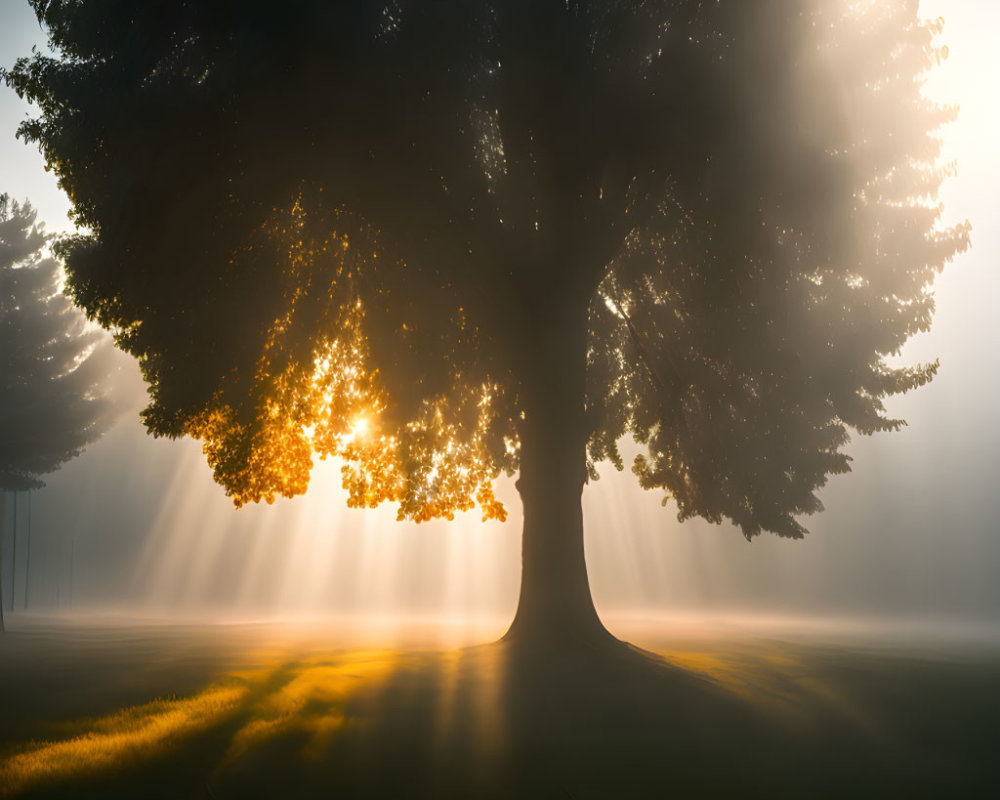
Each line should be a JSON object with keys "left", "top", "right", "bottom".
{"left": 349, "top": 416, "right": 370, "bottom": 440}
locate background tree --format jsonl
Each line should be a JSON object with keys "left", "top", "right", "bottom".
{"left": 0, "top": 195, "right": 116, "bottom": 630}
{"left": 5, "top": 0, "right": 968, "bottom": 646}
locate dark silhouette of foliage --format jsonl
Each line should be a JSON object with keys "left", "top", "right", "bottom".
{"left": 0, "top": 194, "right": 116, "bottom": 630}
{"left": 0, "top": 195, "right": 116, "bottom": 491}
{"left": 4, "top": 1, "right": 968, "bottom": 639}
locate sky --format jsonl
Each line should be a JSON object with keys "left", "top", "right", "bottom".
{"left": 1, "top": 0, "right": 998, "bottom": 627}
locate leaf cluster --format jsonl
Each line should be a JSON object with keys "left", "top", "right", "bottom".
{"left": 0, "top": 195, "right": 117, "bottom": 489}
{"left": 3, "top": 1, "right": 968, "bottom": 534}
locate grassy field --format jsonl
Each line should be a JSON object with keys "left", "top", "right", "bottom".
{"left": 0, "top": 614, "right": 997, "bottom": 798}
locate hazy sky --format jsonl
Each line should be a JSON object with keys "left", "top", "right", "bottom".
{"left": 1, "top": 1, "right": 997, "bottom": 625}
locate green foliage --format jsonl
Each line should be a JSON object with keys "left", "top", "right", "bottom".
{"left": 3, "top": 1, "right": 968, "bottom": 536}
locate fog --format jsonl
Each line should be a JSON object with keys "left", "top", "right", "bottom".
{"left": 1, "top": 0, "right": 998, "bottom": 630}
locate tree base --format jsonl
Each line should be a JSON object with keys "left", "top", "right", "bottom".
{"left": 499, "top": 608, "right": 627, "bottom": 658}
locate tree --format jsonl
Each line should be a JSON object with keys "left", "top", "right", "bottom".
{"left": 5, "top": 1, "right": 968, "bottom": 647}
{"left": 0, "top": 195, "right": 116, "bottom": 629}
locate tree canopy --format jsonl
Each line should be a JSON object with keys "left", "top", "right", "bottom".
{"left": 4, "top": 0, "right": 968, "bottom": 538}
{"left": 0, "top": 194, "right": 116, "bottom": 490}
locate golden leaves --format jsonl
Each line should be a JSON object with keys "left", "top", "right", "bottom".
{"left": 184, "top": 194, "right": 506, "bottom": 523}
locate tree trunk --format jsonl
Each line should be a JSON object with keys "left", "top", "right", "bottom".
{"left": 502, "top": 302, "right": 617, "bottom": 649}
{"left": 24, "top": 491, "right": 31, "bottom": 610}
{"left": 1, "top": 492, "right": 6, "bottom": 632}
{"left": 10, "top": 490, "right": 16, "bottom": 613}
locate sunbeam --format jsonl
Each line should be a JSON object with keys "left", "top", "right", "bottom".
{"left": 2, "top": 0, "right": 999, "bottom": 796}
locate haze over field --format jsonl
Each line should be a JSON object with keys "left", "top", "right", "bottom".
{"left": 2, "top": 2, "right": 999, "bottom": 798}
{"left": 0, "top": 0, "right": 997, "bottom": 631}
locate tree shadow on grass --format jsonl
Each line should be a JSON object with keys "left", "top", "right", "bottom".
{"left": 3, "top": 637, "right": 998, "bottom": 798}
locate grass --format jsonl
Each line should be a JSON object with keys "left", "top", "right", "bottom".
{"left": 0, "top": 616, "right": 997, "bottom": 798}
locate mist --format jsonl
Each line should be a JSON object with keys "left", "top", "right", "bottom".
{"left": 1, "top": 0, "right": 998, "bottom": 631}
{"left": 1, "top": 3, "right": 998, "bottom": 796}
{"left": 7, "top": 369, "right": 999, "bottom": 627}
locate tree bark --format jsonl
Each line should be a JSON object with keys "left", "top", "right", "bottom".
{"left": 502, "top": 302, "right": 617, "bottom": 649}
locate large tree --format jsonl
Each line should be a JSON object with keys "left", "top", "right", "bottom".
{"left": 5, "top": 0, "right": 968, "bottom": 646}
{"left": 0, "top": 195, "right": 116, "bottom": 628}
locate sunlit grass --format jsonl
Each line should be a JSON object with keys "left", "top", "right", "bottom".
{"left": 223, "top": 650, "right": 400, "bottom": 763}
{"left": 2, "top": 624, "right": 993, "bottom": 796}
{"left": 0, "top": 640, "right": 829, "bottom": 795}
{"left": 657, "top": 643, "right": 880, "bottom": 732}
{"left": 0, "top": 649, "right": 406, "bottom": 796}
{"left": 0, "top": 642, "right": 846, "bottom": 795}
{"left": 0, "top": 684, "right": 248, "bottom": 794}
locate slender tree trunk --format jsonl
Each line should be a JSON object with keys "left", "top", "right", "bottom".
{"left": 502, "top": 302, "right": 617, "bottom": 649}
{"left": 1, "top": 492, "right": 6, "bottom": 632}
{"left": 24, "top": 491, "right": 31, "bottom": 610}
{"left": 10, "top": 490, "right": 16, "bottom": 613}
{"left": 69, "top": 532, "right": 75, "bottom": 610}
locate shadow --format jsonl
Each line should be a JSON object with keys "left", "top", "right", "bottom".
{"left": 2, "top": 628, "right": 998, "bottom": 798}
